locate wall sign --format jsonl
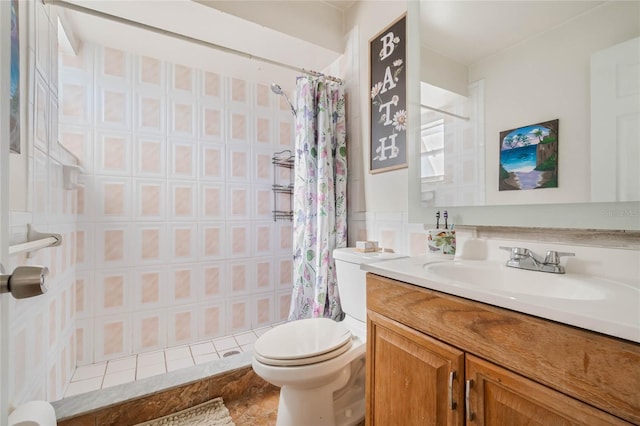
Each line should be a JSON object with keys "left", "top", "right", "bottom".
{"left": 369, "top": 15, "right": 407, "bottom": 174}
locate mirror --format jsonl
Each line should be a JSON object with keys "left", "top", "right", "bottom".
{"left": 409, "top": 1, "right": 640, "bottom": 229}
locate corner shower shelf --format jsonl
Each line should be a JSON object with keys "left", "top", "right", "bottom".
{"left": 272, "top": 150, "right": 294, "bottom": 222}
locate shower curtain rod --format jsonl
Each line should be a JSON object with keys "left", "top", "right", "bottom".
{"left": 46, "top": 0, "right": 344, "bottom": 84}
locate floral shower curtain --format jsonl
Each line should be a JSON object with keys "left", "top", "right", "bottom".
{"left": 288, "top": 76, "right": 347, "bottom": 321}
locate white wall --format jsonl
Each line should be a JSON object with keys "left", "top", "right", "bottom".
{"left": 470, "top": 1, "right": 639, "bottom": 206}
{"left": 421, "top": 47, "right": 467, "bottom": 97}
{"left": 6, "top": 0, "right": 78, "bottom": 409}
{"left": 345, "top": 1, "right": 409, "bottom": 216}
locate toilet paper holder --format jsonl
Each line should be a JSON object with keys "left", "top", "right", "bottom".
{"left": 0, "top": 265, "right": 49, "bottom": 299}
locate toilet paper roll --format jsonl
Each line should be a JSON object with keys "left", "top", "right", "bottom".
{"left": 8, "top": 400, "right": 57, "bottom": 426}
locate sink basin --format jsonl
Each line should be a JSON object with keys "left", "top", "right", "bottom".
{"left": 422, "top": 260, "right": 613, "bottom": 301}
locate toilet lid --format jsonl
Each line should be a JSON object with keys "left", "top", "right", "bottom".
{"left": 254, "top": 318, "right": 352, "bottom": 365}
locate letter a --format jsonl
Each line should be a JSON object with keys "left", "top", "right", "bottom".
{"left": 379, "top": 66, "right": 397, "bottom": 94}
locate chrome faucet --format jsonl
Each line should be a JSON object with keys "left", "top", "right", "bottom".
{"left": 499, "top": 246, "right": 575, "bottom": 274}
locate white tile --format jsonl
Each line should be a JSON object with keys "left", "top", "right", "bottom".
{"left": 240, "top": 343, "right": 254, "bottom": 352}
{"left": 226, "top": 260, "right": 252, "bottom": 295}
{"left": 102, "top": 369, "right": 136, "bottom": 388}
{"left": 93, "top": 314, "right": 133, "bottom": 363}
{"left": 92, "top": 269, "right": 133, "bottom": 316}
{"left": 106, "top": 356, "right": 137, "bottom": 374}
{"left": 190, "top": 341, "right": 215, "bottom": 356}
{"left": 250, "top": 257, "right": 274, "bottom": 292}
{"left": 71, "top": 362, "right": 107, "bottom": 381}
{"left": 194, "top": 352, "right": 220, "bottom": 365}
{"left": 64, "top": 377, "right": 103, "bottom": 398}
{"left": 136, "top": 362, "right": 166, "bottom": 380}
{"left": 212, "top": 336, "right": 237, "bottom": 352}
{"left": 253, "top": 326, "right": 271, "bottom": 337}
{"left": 234, "top": 331, "right": 257, "bottom": 346}
{"left": 137, "top": 350, "right": 165, "bottom": 365}
{"left": 225, "top": 186, "right": 251, "bottom": 222}
{"left": 94, "top": 130, "right": 133, "bottom": 176}
{"left": 166, "top": 357, "right": 194, "bottom": 372}
{"left": 167, "top": 180, "right": 199, "bottom": 221}
{"left": 165, "top": 345, "right": 191, "bottom": 361}
{"left": 134, "top": 134, "right": 167, "bottom": 178}
{"left": 251, "top": 294, "right": 275, "bottom": 329}
{"left": 226, "top": 297, "right": 252, "bottom": 334}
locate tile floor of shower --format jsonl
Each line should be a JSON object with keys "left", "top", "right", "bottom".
{"left": 64, "top": 325, "right": 276, "bottom": 398}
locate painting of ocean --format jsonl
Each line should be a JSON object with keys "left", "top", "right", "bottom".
{"left": 499, "top": 119, "right": 559, "bottom": 191}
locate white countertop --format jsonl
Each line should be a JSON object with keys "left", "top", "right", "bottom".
{"left": 362, "top": 255, "right": 640, "bottom": 344}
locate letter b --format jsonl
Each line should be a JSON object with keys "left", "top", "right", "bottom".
{"left": 379, "top": 32, "right": 395, "bottom": 61}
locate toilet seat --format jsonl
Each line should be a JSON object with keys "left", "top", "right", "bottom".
{"left": 254, "top": 318, "right": 353, "bottom": 367}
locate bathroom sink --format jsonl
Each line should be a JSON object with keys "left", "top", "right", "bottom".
{"left": 361, "top": 255, "right": 640, "bottom": 343}
{"left": 422, "top": 260, "right": 612, "bottom": 301}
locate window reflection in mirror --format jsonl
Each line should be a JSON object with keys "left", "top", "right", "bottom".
{"left": 420, "top": 81, "right": 484, "bottom": 207}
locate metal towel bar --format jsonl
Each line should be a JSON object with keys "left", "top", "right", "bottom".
{"left": 8, "top": 225, "right": 62, "bottom": 257}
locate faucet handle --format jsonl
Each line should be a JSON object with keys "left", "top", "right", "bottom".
{"left": 499, "top": 246, "right": 530, "bottom": 258}
{"left": 544, "top": 251, "right": 575, "bottom": 265}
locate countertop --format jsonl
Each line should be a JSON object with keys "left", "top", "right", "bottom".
{"left": 362, "top": 256, "right": 640, "bottom": 344}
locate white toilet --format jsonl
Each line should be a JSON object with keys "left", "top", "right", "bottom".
{"left": 252, "top": 248, "right": 405, "bottom": 426}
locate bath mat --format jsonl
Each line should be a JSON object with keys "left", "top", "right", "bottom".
{"left": 135, "top": 397, "right": 235, "bottom": 426}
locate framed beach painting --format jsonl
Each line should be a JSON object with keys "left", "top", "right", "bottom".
{"left": 499, "top": 119, "right": 559, "bottom": 191}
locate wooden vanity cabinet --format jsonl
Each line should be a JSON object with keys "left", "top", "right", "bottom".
{"left": 367, "top": 310, "right": 464, "bottom": 425}
{"left": 366, "top": 274, "right": 640, "bottom": 426}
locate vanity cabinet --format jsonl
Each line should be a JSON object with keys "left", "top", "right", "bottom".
{"left": 366, "top": 274, "right": 640, "bottom": 426}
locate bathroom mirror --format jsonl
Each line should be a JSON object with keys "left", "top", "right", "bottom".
{"left": 408, "top": 1, "right": 640, "bottom": 230}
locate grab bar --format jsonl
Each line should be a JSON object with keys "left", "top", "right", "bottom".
{"left": 8, "top": 225, "right": 62, "bottom": 257}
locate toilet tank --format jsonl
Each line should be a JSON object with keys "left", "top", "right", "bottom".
{"left": 333, "top": 248, "right": 406, "bottom": 323}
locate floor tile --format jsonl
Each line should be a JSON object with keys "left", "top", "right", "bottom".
{"left": 102, "top": 369, "right": 136, "bottom": 388}
{"left": 137, "top": 350, "right": 165, "bottom": 365}
{"left": 66, "top": 328, "right": 265, "bottom": 398}
{"left": 71, "top": 363, "right": 107, "bottom": 382}
{"left": 166, "top": 357, "right": 194, "bottom": 372}
{"left": 213, "top": 336, "right": 238, "bottom": 351}
{"left": 106, "top": 356, "right": 137, "bottom": 374}
{"left": 64, "top": 377, "right": 103, "bottom": 397}
{"left": 136, "top": 362, "right": 167, "bottom": 380}
{"left": 193, "top": 352, "right": 221, "bottom": 365}
{"left": 253, "top": 327, "right": 271, "bottom": 337}
{"left": 190, "top": 341, "right": 215, "bottom": 356}
{"left": 165, "top": 345, "right": 191, "bottom": 361}
{"left": 234, "top": 331, "right": 258, "bottom": 346}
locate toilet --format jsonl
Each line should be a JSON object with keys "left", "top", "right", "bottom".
{"left": 252, "top": 248, "right": 405, "bottom": 426}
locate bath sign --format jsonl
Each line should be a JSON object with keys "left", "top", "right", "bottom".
{"left": 369, "top": 15, "right": 407, "bottom": 173}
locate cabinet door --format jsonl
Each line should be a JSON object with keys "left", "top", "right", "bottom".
{"left": 367, "top": 311, "right": 464, "bottom": 426}
{"left": 465, "top": 354, "right": 632, "bottom": 426}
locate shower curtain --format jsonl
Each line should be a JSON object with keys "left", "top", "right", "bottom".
{"left": 288, "top": 76, "right": 347, "bottom": 321}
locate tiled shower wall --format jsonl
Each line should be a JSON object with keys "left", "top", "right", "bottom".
{"left": 8, "top": 0, "right": 78, "bottom": 406}
{"left": 58, "top": 43, "right": 295, "bottom": 365}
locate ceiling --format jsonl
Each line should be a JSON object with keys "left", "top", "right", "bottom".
{"left": 57, "top": 0, "right": 607, "bottom": 80}
{"left": 419, "top": 1, "right": 606, "bottom": 65}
